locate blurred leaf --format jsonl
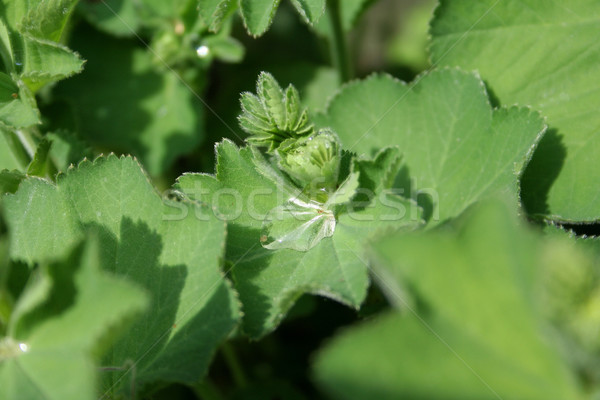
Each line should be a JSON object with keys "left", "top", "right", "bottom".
{"left": 25, "top": 138, "right": 50, "bottom": 177}
{"left": 175, "top": 140, "right": 422, "bottom": 338}
{"left": 319, "top": 69, "right": 545, "bottom": 225}
{"left": 78, "top": 0, "right": 146, "bottom": 36}
{"left": 198, "top": 0, "right": 237, "bottom": 32}
{"left": 300, "top": 67, "right": 338, "bottom": 112}
{"left": 314, "top": 201, "right": 584, "bottom": 400}
{"left": 0, "top": 170, "right": 25, "bottom": 194}
{"left": 314, "top": 0, "right": 375, "bottom": 35}
{"left": 3, "top": 155, "right": 240, "bottom": 395}
{"left": 386, "top": 0, "right": 436, "bottom": 72}
{"left": 54, "top": 26, "right": 205, "bottom": 176}
{"left": 203, "top": 35, "right": 244, "bottom": 63}
{"left": 290, "top": 0, "right": 325, "bottom": 25}
{"left": 46, "top": 130, "right": 91, "bottom": 172}
{"left": 0, "top": 236, "right": 148, "bottom": 400}
{"left": 0, "top": 129, "right": 26, "bottom": 171}
{"left": 430, "top": 0, "right": 600, "bottom": 222}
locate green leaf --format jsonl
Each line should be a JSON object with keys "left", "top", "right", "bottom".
{"left": 239, "top": 0, "right": 281, "bottom": 37}
{"left": 0, "top": 129, "right": 26, "bottom": 171}
{"left": 20, "top": 36, "right": 84, "bottom": 90}
{"left": 175, "top": 140, "right": 422, "bottom": 338}
{"left": 203, "top": 35, "right": 245, "bottom": 63}
{"left": 290, "top": 0, "right": 326, "bottom": 25}
{"left": 430, "top": 0, "right": 600, "bottom": 222}
{"left": 239, "top": 72, "right": 314, "bottom": 151}
{"left": 314, "top": 201, "right": 583, "bottom": 400}
{"left": 3, "top": 155, "right": 240, "bottom": 394}
{"left": 78, "top": 0, "right": 145, "bottom": 36}
{"left": 198, "top": 0, "right": 237, "bottom": 32}
{"left": 0, "top": 170, "right": 25, "bottom": 194}
{"left": 261, "top": 198, "right": 335, "bottom": 251}
{"left": 53, "top": 27, "right": 205, "bottom": 176}
{"left": 20, "top": 0, "right": 78, "bottom": 42}
{"left": 319, "top": 69, "right": 545, "bottom": 225}
{"left": 0, "top": 236, "right": 148, "bottom": 400}
{"left": 25, "top": 138, "right": 50, "bottom": 177}
{"left": 46, "top": 130, "right": 92, "bottom": 172}
{"left": 0, "top": 76, "right": 40, "bottom": 128}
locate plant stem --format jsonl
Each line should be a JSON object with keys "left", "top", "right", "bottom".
{"left": 327, "top": 0, "right": 352, "bottom": 82}
{"left": 2, "top": 129, "right": 31, "bottom": 170}
{"left": 221, "top": 342, "right": 248, "bottom": 388}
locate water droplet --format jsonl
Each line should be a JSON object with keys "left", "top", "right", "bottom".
{"left": 62, "top": 7, "right": 68, "bottom": 15}
{"left": 15, "top": 62, "right": 22, "bottom": 66}
{"left": 96, "top": 211, "right": 102, "bottom": 218}
{"left": 19, "top": 343, "right": 29, "bottom": 352}
{"left": 196, "top": 45, "right": 209, "bottom": 58}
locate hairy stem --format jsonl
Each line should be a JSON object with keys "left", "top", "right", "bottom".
{"left": 327, "top": 0, "right": 352, "bottom": 82}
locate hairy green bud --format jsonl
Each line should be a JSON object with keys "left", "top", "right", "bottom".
{"left": 277, "top": 128, "right": 341, "bottom": 197}
{"left": 238, "top": 72, "right": 314, "bottom": 152}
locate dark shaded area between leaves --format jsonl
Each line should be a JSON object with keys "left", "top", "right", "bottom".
{"left": 520, "top": 129, "right": 567, "bottom": 218}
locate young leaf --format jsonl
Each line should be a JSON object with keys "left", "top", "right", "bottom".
{"left": 20, "top": 0, "right": 78, "bottom": 42}
{"left": 175, "top": 140, "right": 423, "bottom": 338}
{"left": 0, "top": 75, "right": 40, "bottom": 128}
{"left": 239, "top": 72, "right": 314, "bottom": 151}
{"left": 20, "top": 37, "right": 84, "bottom": 90}
{"left": 314, "top": 201, "right": 584, "bottom": 400}
{"left": 430, "top": 0, "right": 600, "bottom": 223}
{"left": 239, "top": 0, "right": 281, "bottom": 37}
{"left": 25, "top": 138, "right": 51, "bottom": 177}
{"left": 261, "top": 198, "right": 335, "bottom": 251}
{"left": 289, "top": 0, "right": 326, "bottom": 25}
{"left": 319, "top": 69, "right": 546, "bottom": 225}
{"left": 0, "top": 236, "right": 148, "bottom": 400}
{"left": 258, "top": 71, "right": 287, "bottom": 130}
{"left": 3, "top": 155, "right": 240, "bottom": 394}
{"left": 198, "top": 0, "right": 237, "bottom": 32}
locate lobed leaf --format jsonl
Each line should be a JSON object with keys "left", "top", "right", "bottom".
{"left": 319, "top": 69, "right": 546, "bottom": 225}
{"left": 175, "top": 140, "right": 423, "bottom": 338}
{"left": 3, "top": 155, "right": 240, "bottom": 395}
{"left": 314, "top": 201, "right": 584, "bottom": 400}
{"left": 0, "top": 236, "right": 148, "bottom": 400}
{"left": 430, "top": 0, "right": 600, "bottom": 222}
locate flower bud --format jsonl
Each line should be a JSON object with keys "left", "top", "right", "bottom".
{"left": 278, "top": 128, "right": 341, "bottom": 198}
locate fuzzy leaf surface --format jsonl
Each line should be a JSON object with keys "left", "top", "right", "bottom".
{"left": 430, "top": 0, "right": 600, "bottom": 222}
{"left": 239, "top": 0, "right": 281, "bottom": 36}
{"left": 290, "top": 0, "right": 325, "bottom": 25}
{"left": 3, "top": 155, "right": 239, "bottom": 395}
{"left": 319, "top": 69, "right": 545, "bottom": 225}
{"left": 175, "top": 140, "right": 422, "bottom": 338}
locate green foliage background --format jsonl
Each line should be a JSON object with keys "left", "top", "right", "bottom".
{"left": 1, "top": 0, "right": 599, "bottom": 399}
